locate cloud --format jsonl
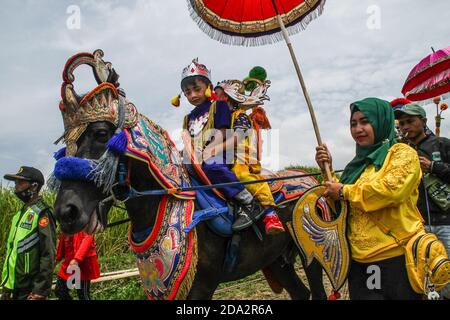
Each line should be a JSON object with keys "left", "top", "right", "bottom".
{"left": 0, "top": 0, "right": 449, "bottom": 181}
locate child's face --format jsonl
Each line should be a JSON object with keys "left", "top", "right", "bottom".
{"left": 214, "top": 87, "right": 226, "bottom": 100}
{"left": 214, "top": 87, "right": 235, "bottom": 111}
{"left": 183, "top": 79, "right": 209, "bottom": 106}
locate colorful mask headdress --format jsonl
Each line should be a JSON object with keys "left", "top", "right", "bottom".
{"left": 243, "top": 66, "right": 268, "bottom": 92}
{"left": 215, "top": 78, "right": 271, "bottom": 107}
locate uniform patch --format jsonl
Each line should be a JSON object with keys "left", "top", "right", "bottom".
{"left": 20, "top": 222, "right": 33, "bottom": 230}
{"left": 39, "top": 217, "right": 49, "bottom": 227}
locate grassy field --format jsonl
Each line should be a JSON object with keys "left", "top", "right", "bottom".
{"left": 0, "top": 167, "right": 343, "bottom": 300}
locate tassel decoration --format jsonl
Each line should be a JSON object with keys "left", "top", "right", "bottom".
{"left": 171, "top": 94, "right": 181, "bottom": 107}
{"left": 91, "top": 151, "right": 119, "bottom": 194}
{"left": 107, "top": 130, "right": 128, "bottom": 155}
{"left": 210, "top": 91, "right": 218, "bottom": 101}
{"left": 53, "top": 147, "right": 67, "bottom": 161}
{"left": 249, "top": 107, "right": 271, "bottom": 130}
{"left": 46, "top": 172, "right": 61, "bottom": 192}
{"left": 328, "top": 289, "right": 341, "bottom": 300}
{"left": 204, "top": 86, "right": 212, "bottom": 99}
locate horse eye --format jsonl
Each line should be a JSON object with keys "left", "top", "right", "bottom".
{"left": 94, "top": 130, "right": 109, "bottom": 142}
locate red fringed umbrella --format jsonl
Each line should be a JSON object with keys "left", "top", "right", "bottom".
{"left": 188, "top": 0, "right": 325, "bottom": 46}
{"left": 187, "top": 0, "right": 332, "bottom": 178}
{"left": 401, "top": 46, "right": 450, "bottom": 102}
{"left": 401, "top": 46, "right": 450, "bottom": 136}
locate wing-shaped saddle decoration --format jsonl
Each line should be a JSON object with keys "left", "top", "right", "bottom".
{"left": 290, "top": 185, "right": 350, "bottom": 291}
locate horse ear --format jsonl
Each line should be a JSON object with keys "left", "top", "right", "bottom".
{"left": 61, "top": 83, "right": 80, "bottom": 114}
{"left": 106, "top": 68, "right": 120, "bottom": 88}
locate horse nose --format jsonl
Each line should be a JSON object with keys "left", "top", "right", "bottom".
{"left": 59, "top": 204, "right": 81, "bottom": 223}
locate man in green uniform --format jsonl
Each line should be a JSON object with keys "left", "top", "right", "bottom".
{"left": 1, "top": 166, "right": 56, "bottom": 300}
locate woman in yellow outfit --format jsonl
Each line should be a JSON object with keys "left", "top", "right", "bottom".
{"left": 316, "top": 97, "right": 424, "bottom": 300}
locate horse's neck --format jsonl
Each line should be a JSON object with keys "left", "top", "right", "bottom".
{"left": 125, "top": 158, "right": 163, "bottom": 233}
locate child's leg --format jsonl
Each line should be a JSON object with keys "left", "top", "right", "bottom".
{"left": 76, "top": 280, "right": 91, "bottom": 300}
{"left": 202, "top": 156, "right": 264, "bottom": 230}
{"left": 233, "top": 164, "right": 284, "bottom": 235}
{"left": 202, "top": 156, "right": 247, "bottom": 199}
{"left": 232, "top": 164, "right": 275, "bottom": 207}
{"left": 54, "top": 276, "right": 73, "bottom": 300}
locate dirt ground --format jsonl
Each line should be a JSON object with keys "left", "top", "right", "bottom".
{"left": 213, "top": 263, "right": 350, "bottom": 300}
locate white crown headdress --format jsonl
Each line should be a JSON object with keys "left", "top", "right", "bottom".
{"left": 181, "top": 58, "right": 211, "bottom": 82}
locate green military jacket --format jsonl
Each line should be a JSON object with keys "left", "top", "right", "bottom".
{"left": 1, "top": 198, "right": 56, "bottom": 297}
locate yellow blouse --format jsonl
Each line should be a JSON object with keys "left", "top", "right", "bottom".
{"left": 342, "top": 143, "right": 425, "bottom": 263}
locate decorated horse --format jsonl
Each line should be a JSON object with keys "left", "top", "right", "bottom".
{"left": 52, "top": 50, "right": 348, "bottom": 300}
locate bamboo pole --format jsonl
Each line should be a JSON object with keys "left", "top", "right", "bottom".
{"left": 51, "top": 268, "right": 140, "bottom": 289}
{"left": 275, "top": 14, "right": 333, "bottom": 181}
{"left": 91, "top": 270, "right": 140, "bottom": 283}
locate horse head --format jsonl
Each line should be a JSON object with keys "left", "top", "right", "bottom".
{"left": 52, "top": 50, "right": 120, "bottom": 234}
{"left": 53, "top": 50, "right": 191, "bottom": 237}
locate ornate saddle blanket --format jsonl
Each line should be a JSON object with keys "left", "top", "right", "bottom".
{"left": 124, "top": 114, "right": 195, "bottom": 199}
{"left": 129, "top": 196, "right": 197, "bottom": 300}
{"left": 124, "top": 115, "right": 198, "bottom": 300}
{"left": 185, "top": 168, "right": 330, "bottom": 237}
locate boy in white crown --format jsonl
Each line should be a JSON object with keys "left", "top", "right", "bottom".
{"left": 177, "top": 58, "right": 263, "bottom": 231}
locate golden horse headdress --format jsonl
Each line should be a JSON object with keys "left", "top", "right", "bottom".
{"left": 58, "top": 49, "right": 139, "bottom": 156}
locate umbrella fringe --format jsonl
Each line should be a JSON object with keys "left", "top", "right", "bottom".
{"left": 187, "top": 0, "right": 326, "bottom": 47}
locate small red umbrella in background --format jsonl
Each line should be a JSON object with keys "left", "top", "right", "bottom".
{"left": 188, "top": 0, "right": 333, "bottom": 179}
{"left": 401, "top": 46, "right": 450, "bottom": 137}
{"left": 402, "top": 46, "right": 450, "bottom": 101}
{"left": 402, "top": 47, "right": 450, "bottom": 137}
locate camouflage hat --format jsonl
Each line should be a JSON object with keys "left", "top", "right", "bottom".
{"left": 394, "top": 103, "right": 426, "bottom": 119}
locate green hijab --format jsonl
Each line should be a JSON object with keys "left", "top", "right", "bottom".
{"left": 340, "top": 97, "right": 397, "bottom": 184}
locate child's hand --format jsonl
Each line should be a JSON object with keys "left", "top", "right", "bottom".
{"left": 69, "top": 259, "right": 79, "bottom": 266}
{"left": 202, "top": 146, "right": 216, "bottom": 161}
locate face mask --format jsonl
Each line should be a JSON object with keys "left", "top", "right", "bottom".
{"left": 15, "top": 188, "right": 34, "bottom": 203}
{"left": 14, "top": 183, "right": 38, "bottom": 203}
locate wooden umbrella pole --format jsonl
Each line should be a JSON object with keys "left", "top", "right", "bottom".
{"left": 276, "top": 14, "right": 333, "bottom": 181}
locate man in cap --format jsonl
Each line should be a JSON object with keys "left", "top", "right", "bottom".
{"left": 1, "top": 166, "right": 56, "bottom": 300}
{"left": 395, "top": 103, "right": 450, "bottom": 298}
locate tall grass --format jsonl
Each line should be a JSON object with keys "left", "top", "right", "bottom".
{"left": 285, "top": 165, "right": 324, "bottom": 183}
{"left": 0, "top": 189, "right": 130, "bottom": 264}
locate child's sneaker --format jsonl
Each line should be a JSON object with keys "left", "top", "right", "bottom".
{"left": 263, "top": 214, "right": 285, "bottom": 235}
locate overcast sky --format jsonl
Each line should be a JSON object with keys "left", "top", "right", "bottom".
{"left": 1, "top": 0, "right": 449, "bottom": 187}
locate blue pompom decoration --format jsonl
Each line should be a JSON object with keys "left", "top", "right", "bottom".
{"left": 54, "top": 157, "right": 96, "bottom": 182}
{"left": 107, "top": 130, "right": 128, "bottom": 155}
{"left": 53, "top": 147, "right": 66, "bottom": 161}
